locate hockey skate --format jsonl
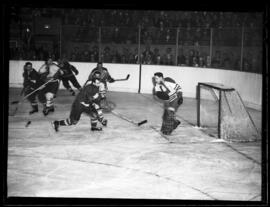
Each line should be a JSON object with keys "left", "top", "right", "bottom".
{"left": 91, "top": 126, "right": 103, "bottom": 131}
{"left": 69, "top": 88, "right": 75, "bottom": 96}
{"left": 173, "top": 119, "right": 181, "bottom": 130}
{"left": 51, "top": 121, "right": 59, "bottom": 132}
{"left": 43, "top": 106, "right": 55, "bottom": 116}
{"left": 91, "top": 122, "right": 102, "bottom": 131}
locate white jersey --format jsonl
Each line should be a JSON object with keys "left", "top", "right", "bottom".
{"left": 155, "top": 80, "right": 182, "bottom": 102}
{"left": 39, "top": 63, "right": 60, "bottom": 81}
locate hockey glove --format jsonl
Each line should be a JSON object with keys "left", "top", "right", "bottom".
{"left": 177, "top": 92, "right": 183, "bottom": 105}
{"left": 109, "top": 78, "right": 115, "bottom": 83}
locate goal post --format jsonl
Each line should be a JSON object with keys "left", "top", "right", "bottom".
{"left": 197, "top": 82, "right": 261, "bottom": 142}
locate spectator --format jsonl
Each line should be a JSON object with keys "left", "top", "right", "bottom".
{"left": 81, "top": 45, "right": 91, "bottom": 62}
{"left": 192, "top": 56, "right": 199, "bottom": 67}
{"left": 206, "top": 56, "right": 211, "bottom": 68}
{"left": 177, "top": 50, "right": 186, "bottom": 66}
{"left": 194, "top": 50, "right": 200, "bottom": 61}
{"left": 121, "top": 47, "right": 132, "bottom": 64}
{"left": 212, "top": 50, "right": 222, "bottom": 68}
{"left": 70, "top": 53, "right": 77, "bottom": 61}
{"left": 163, "top": 47, "right": 174, "bottom": 65}
{"left": 222, "top": 57, "right": 231, "bottom": 69}
{"left": 131, "top": 48, "right": 139, "bottom": 64}
{"left": 70, "top": 47, "right": 81, "bottom": 61}
{"left": 152, "top": 48, "right": 161, "bottom": 65}
{"left": 198, "top": 56, "right": 206, "bottom": 68}
{"left": 111, "top": 49, "right": 121, "bottom": 63}
{"left": 90, "top": 45, "right": 99, "bottom": 62}
{"left": 102, "top": 46, "right": 112, "bottom": 63}
{"left": 81, "top": 49, "right": 90, "bottom": 62}
{"left": 143, "top": 50, "right": 153, "bottom": 64}
{"left": 142, "top": 46, "right": 153, "bottom": 64}
{"left": 188, "top": 50, "right": 195, "bottom": 66}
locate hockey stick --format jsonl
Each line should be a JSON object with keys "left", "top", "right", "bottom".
{"left": 10, "top": 78, "right": 59, "bottom": 116}
{"left": 114, "top": 74, "right": 130, "bottom": 81}
{"left": 110, "top": 110, "right": 147, "bottom": 126}
{"left": 82, "top": 79, "right": 90, "bottom": 88}
{"left": 82, "top": 74, "right": 130, "bottom": 88}
{"left": 11, "top": 78, "right": 56, "bottom": 105}
{"left": 20, "top": 87, "right": 26, "bottom": 96}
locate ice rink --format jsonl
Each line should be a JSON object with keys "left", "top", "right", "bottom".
{"left": 8, "top": 88, "right": 262, "bottom": 201}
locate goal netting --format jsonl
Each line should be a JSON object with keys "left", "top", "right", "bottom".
{"left": 197, "top": 82, "right": 261, "bottom": 142}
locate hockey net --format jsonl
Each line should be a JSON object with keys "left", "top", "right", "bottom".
{"left": 197, "top": 82, "right": 261, "bottom": 142}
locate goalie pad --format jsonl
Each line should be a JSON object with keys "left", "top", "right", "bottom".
{"left": 161, "top": 109, "right": 178, "bottom": 135}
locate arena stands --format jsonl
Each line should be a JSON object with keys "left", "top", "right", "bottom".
{"left": 9, "top": 8, "right": 262, "bottom": 73}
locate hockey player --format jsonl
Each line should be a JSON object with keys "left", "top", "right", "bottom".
{"left": 85, "top": 62, "right": 115, "bottom": 108}
{"left": 57, "top": 58, "right": 82, "bottom": 96}
{"left": 38, "top": 57, "right": 64, "bottom": 116}
{"left": 153, "top": 72, "right": 183, "bottom": 135}
{"left": 52, "top": 71, "right": 107, "bottom": 132}
{"left": 22, "top": 62, "right": 42, "bottom": 114}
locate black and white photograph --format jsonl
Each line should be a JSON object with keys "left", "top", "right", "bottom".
{"left": 2, "top": 1, "right": 268, "bottom": 205}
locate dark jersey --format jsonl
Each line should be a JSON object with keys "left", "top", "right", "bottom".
{"left": 23, "top": 69, "right": 41, "bottom": 89}
{"left": 74, "top": 83, "right": 100, "bottom": 106}
{"left": 88, "top": 67, "right": 114, "bottom": 83}
{"left": 59, "top": 62, "right": 78, "bottom": 78}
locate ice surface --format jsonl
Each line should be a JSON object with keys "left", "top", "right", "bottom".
{"left": 7, "top": 88, "right": 262, "bottom": 200}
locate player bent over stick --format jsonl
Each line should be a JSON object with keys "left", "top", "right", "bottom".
{"left": 153, "top": 72, "right": 183, "bottom": 135}
{"left": 52, "top": 71, "right": 107, "bottom": 132}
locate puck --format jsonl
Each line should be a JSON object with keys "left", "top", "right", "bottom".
{"left": 138, "top": 120, "right": 147, "bottom": 126}
{"left": 25, "top": 121, "right": 31, "bottom": 127}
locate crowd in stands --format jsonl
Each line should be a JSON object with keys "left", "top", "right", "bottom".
{"left": 9, "top": 41, "right": 259, "bottom": 72}
{"left": 9, "top": 7, "right": 262, "bottom": 72}
{"left": 9, "top": 45, "right": 59, "bottom": 61}
{"left": 20, "top": 8, "right": 261, "bottom": 28}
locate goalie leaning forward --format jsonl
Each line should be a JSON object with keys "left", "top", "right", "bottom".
{"left": 153, "top": 72, "right": 183, "bottom": 135}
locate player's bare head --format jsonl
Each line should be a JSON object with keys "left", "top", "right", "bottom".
{"left": 24, "top": 62, "right": 32, "bottom": 71}
{"left": 57, "top": 59, "right": 64, "bottom": 67}
{"left": 93, "top": 71, "right": 101, "bottom": 85}
{"left": 97, "top": 61, "right": 103, "bottom": 68}
{"left": 46, "top": 57, "right": 53, "bottom": 65}
{"left": 154, "top": 72, "right": 164, "bottom": 84}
